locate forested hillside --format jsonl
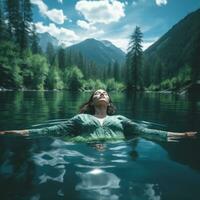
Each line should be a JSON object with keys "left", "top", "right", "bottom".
{"left": 0, "top": 0, "right": 199, "bottom": 92}
{"left": 0, "top": 0, "right": 125, "bottom": 91}
{"left": 66, "top": 38, "right": 125, "bottom": 66}
{"left": 143, "top": 9, "right": 200, "bottom": 90}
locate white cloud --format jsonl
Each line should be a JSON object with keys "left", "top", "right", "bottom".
{"left": 106, "top": 36, "right": 158, "bottom": 53}
{"left": 58, "top": 0, "right": 63, "bottom": 3}
{"left": 155, "top": 0, "right": 167, "bottom": 6}
{"left": 75, "top": 0, "right": 125, "bottom": 25}
{"left": 31, "top": 0, "right": 67, "bottom": 24}
{"left": 108, "top": 38, "right": 129, "bottom": 52}
{"left": 142, "top": 41, "right": 154, "bottom": 50}
{"left": 77, "top": 20, "right": 97, "bottom": 31}
{"left": 46, "top": 9, "right": 67, "bottom": 24}
{"left": 35, "top": 22, "right": 79, "bottom": 46}
{"left": 142, "top": 37, "right": 159, "bottom": 50}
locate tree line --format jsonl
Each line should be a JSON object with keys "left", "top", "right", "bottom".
{"left": 1, "top": 0, "right": 193, "bottom": 92}
{"left": 0, "top": 0, "right": 129, "bottom": 91}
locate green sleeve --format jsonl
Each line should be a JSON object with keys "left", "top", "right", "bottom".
{"left": 121, "top": 116, "right": 168, "bottom": 141}
{"left": 134, "top": 123, "right": 168, "bottom": 141}
{"left": 28, "top": 115, "right": 80, "bottom": 137}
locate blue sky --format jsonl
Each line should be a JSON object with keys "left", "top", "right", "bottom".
{"left": 31, "top": 0, "right": 200, "bottom": 52}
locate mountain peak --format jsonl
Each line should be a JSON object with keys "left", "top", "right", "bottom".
{"left": 66, "top": 38, "right": 125, "bottom": 66}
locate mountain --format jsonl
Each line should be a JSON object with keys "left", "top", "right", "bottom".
{"left": 38, "top": 34, "right": 126, "bottom": 66}
{"left": 66, "top": 38, "right": 126, "bottom": 66}
{"left": 143, "top": 8, "right": 200, "bottom": 85}
{"left": 38, "top": 32, "right": 59, "bottom": 51}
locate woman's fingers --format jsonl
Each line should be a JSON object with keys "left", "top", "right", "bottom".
{"left": 167, "top": 138, "right": 179, "bottom": 142}
{"left": 185, "top": 131, "right": 197, "bottom": 137}
{"left": 0, "top": 130, "right": 28, "bottom": 136}
{"left": 167, "top": 131, "right": 198, "bottom": 141}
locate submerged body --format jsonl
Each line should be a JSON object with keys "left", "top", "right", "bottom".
{"left": 0, "top": 89, "right": 197, "bottom": 141}
{"left": 29, "top": 114, "right": 168, "bottom": 141}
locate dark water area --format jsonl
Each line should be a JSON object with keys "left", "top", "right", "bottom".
{"left": 0, "top": 91, "right": 200, "bottom": 200}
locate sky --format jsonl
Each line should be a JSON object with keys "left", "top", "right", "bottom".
{"left": 31, "top": 0, "right": 200, "bottom": 52}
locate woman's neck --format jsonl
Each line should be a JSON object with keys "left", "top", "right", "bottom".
{"left": 94, "top": 106, "right": 107, "bottom": 118}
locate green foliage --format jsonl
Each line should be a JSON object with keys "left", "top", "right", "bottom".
{"left": 0, "top": 0, "right": 129, "bottom": 91}
{"left": 160, "top": 79, "right": 172, "bottom": 90}
{"left": 81, "top": 78, "right": 125, "bottom": 92}
{"left": 148, "top": 84, "right": 160, "bottom": 91}
{"left": 113, "top": 61, "right": 120, "bottom": 81}
{"left": 147, "top": 64, "right": 192, "bottom": 91}
{"left": 58, "top": 47, "right": 66, "bottom": 69}
{"left": 64, "top": 66, "right": 84, "bottom": 90}
{"left": 0, "top": 41, "right": 23, "bottom": 88}
{"left": 31, "top": 24, "right": 41, "bottom": 54}
{"left": 106, "top": 78, "right": 125, "bottom": 92}
{"left": 81, "top": 79, "right": 106, "bottom": 91}
{"left": 177, "top": 64, "right": 191, "bottom": 84}
{"left": 12, "top": 65, "right": 23, "bottom": 88}
{"left": 143, "top": 9, "right": 200, "bottom": 87}
{"left": 46, "top": 66, "right": 64, "bottom": 90}
{"left": 5, "top": 0, "right": 33, "bottom": 52}
{"left": 23, "top": 54, "right": 49, "bottom": 90}
{"left": 31, "top": 55, "right": 49, "bottom": 90}
{"left": 46, "top": 42, "right": 56, "bottom": 65}
{"left": 0, "top": 41, "right": 19, "bottom": 65}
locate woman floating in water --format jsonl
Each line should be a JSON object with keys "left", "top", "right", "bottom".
{"left": 0, "top": 89, "right": 197, "bottom": 141}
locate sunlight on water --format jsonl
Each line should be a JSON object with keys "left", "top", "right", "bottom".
{"left": 89, "top": 168, "right": 103, "bottom": 175}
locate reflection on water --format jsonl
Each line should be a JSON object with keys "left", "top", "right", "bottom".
{"left": 76, "top": 168, "right": 120, "bottom": 200}
{"left": 1, "top": 135, "right": 200, "bottom": 199}
{"left": 0, "top": 91, "right": 200, "bottom": 200}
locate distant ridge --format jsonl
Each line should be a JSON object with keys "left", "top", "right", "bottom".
{"left": 38, "top": 32, "right": 59, "bottom": 51}
{"left": 66, "top": 38, "right": 126, "bottom": 66}
{"left": 144, "top": 8, "right": 200, "bottom": 80}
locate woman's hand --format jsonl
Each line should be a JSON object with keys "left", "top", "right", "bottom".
{"left": 0, "top": 130, "right": 29, "bottom": 136}
{"left": 167, "top": 131, "right": 197, "bottom": 142}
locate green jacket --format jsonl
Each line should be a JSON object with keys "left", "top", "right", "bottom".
{"left": 29, "top": 114, "right": 168, "bottom": 141}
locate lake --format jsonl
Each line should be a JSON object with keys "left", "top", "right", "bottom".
{"left": 0, "top": 91, "right": 200, "bottom": 200}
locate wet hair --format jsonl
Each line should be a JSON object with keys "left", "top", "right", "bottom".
{"left": 79, "top": 90, "right": 116, "bottom": 115}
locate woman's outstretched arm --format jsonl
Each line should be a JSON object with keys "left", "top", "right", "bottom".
{"left": 122, "top": 116, "right": 197, "bottom": 141}
{"left": 0, "top": 130, "right": 29, "bottom": 136}
{"left": 135, "top": 125, "right": 197, "bottom": 141}
{"left": 167, "top": 131, "right": 197, "bottom": 142}
{"left": 0, "top": 115, "right": 80, "bottom": 137}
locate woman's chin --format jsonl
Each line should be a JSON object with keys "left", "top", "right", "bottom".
{"left": 96, "top": 100, "right": 108, "bottom": 106}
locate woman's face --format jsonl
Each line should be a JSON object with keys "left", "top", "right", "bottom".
{"left": 92, "top": 89, "right": 110, "bottom": 106}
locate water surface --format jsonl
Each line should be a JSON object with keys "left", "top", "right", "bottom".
{"left": 0, "top": 91, "right": 200, "bottom": 200}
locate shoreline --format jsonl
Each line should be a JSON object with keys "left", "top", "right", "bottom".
{"left": 0, "top": 88, "right": 189, "bottom": 94}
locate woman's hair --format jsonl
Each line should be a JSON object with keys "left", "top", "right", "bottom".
{"left": 79, "top": 91, "right": 116, "bottom": 115}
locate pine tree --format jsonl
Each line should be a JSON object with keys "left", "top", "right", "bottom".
{"left": 46, "top": 42, "right": 55, "bottom": 65}
{"left": 31, "top": 24, "right": 40, "bottom": 54}
{"left": 107, "top": 62, "right": 113, "bottom": 79}
{"left": 5, "top": 0, "right": 33, "bottom": 52}
{"left": 5, "top": 0, "right": 21, "bottom": 43}
{"left": 0, "top": 1, "right": 8, "bottom": 41}
{"left": 77, "top": 52, "right": 84, "bottom": 73}
{"left": 66, "top": 50, "right": 72, "bottom": 67}
{"left": 127, "top": 26, "right": 143, "bottom": 90}
{"left": 113, "top": 61, "right": 120, "bottom": 81}
{"left": 58, "top": 47, "right": 66, "bottom": 69}
{"left": 19, "top": 0, "right": 32, "bottom": 51}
